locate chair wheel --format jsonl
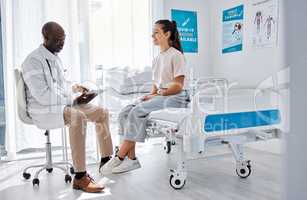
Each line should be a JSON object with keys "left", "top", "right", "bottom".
{"left": 70, "top": 167, "right": 75, "bottom": 174}
{"left": 165, "top": 141, "right": 171, "bottom": 154}
{"left": 32, "top": 178, "right": 40, "bottom": 186}
{"left": 65, "top": 175, "right": 72, "bottom": 183}
{"left": 46, "top": 168, "right": 53, "bottom": 173}
{"left": 23, "top": 172, "right": 31, "bottom": 180}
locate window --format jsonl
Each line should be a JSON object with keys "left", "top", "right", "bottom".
{"left": 89, "top": 0, "right": 153, "bottom": 70}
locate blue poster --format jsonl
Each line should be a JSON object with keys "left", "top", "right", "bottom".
{"left": 171, "top": 9, "right": 198, "bottom": 53}
{"left": 222, "top": 5, "right": 244, "bottom": 54}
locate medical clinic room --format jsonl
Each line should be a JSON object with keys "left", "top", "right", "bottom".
{"left": 0, "top": 0, "right": 306, "bottom": 199}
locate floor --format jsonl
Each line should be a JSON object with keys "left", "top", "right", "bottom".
{"left": 0, "top": 140, "right": 282, "bottom": 200}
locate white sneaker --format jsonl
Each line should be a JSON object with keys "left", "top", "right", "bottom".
{"left": 112, "top": 158, "right": 141, "bottom": 174}
{"left": 100, "top": 157, "right": 123, "bottom": 174}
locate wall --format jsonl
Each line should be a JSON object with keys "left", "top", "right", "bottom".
{"left": 163, "top": 0, "right": 211, "bottom": 79}
{"left": 164, "top": 0, "right": 288, "bottom": 154}
{"left": 285, "top": 0, "right": 307, "bottom": 199}
{"left": 208, "top": 1, "right": 287, "bottom": 155}
{"left": 0, "top": 2, "right": 5, "bottom": 155}
{"left": 209, "top": 0, "right": 286, "bottom": 88}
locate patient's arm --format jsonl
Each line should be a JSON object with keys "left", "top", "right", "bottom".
{"left": 150, "top": 84, "right": 158, "bottom": 95}
{"left": 160, "top": 76, "right": 184, "bottom": 96}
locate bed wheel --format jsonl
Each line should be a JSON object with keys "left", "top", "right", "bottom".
{"left": 169, "top": 175, "right": 186, "bottom": 190}
{"left": 164, "top": 141, "right": 172, "bottom": 154}
{"left": 236, "top": 161, "right": 251, "bottom": 178}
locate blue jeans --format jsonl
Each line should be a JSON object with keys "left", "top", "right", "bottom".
{"left": 118, "top": 90, "right": 190, "bottom": 142}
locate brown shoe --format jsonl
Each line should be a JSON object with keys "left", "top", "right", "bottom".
{"left": 73, "top": 174, "right": 105, "bottom": 193}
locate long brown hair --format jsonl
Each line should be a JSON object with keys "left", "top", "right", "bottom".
{"left": 155, "top": 19, "right": 183, "bottom": 54}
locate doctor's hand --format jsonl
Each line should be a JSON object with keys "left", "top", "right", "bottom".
{"left": 72, "top": 84, "right": 89, "bottom": 94}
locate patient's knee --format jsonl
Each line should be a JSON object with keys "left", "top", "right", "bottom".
{"left": 118, "top": 105, "right": 133, "bottom": 120}
{"left": 129, "top": 105, "right": 147, "bottom": 119}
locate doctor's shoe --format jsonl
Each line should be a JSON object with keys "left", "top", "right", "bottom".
{"left": 100, "top": 156, "right": 123, "bottom": 174}
{"left": 73, "top": 174, "right": 104, "bottom": 193}
{"left": 112, "top": 158, "right": 141, "bottom": 174}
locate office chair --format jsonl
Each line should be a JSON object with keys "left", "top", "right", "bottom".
{"left": 14, "top": 69, "right": 74, "bottom": 186}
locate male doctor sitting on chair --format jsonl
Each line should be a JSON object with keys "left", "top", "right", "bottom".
{"left": 21, "top": 22, "right": 113, "bottom": 193}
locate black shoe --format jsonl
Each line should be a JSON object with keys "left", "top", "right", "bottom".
{"left": 99, "top": 156, "right": 111, "bottom": 172}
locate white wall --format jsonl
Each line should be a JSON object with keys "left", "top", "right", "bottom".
{"left": 285, "top": 0, "right": 307, "bottom": 198}
{"left": 164, "top": 0, "right": 288, "bottom": 154}
{"left": 163, "top": 0, "right": 211, "bottom": 79}
{"left": 209, "top": 0, "right": 286, "bottom": 88}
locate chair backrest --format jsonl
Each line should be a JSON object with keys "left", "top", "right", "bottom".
{"left": 14, "top": 69, "right": 33, "bottom": 125}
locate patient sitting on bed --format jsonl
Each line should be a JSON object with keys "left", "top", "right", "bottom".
{"left": 100, "top": 19, "right": 190, "bottom": 174}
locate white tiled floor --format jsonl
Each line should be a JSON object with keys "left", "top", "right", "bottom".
{"left": 0, "top": 140, "right": 282, "bottom": 200}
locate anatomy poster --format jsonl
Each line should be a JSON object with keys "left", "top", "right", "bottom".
{"left": 222, "top": 5, "right": 244, "bottom": 54}
{"left": 171, "top": 9, "right": 198, "bottom": 53}
{"left": 252, "top": 0, "right": 279, "bottom": 48}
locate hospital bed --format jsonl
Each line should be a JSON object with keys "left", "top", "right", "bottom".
{"left": 145, "top": 78, "right": 282, "bottom": 189}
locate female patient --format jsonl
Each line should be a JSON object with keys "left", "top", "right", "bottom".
{"left": 101, "top": 20, "right": 190, "bottom": 174}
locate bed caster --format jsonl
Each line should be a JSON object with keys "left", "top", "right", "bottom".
{"left": 46, "top": 168, "right": 53, "bottom": 173}
{"left": 32, "top": 178, "right": 40, "bottom": 186}
{"left": 236, "top": 161, "right": 251, "bottom": 178}
{"left": 169, "top": 169, "right": 187, "bottom": 190}
{"left": 65, "top": 174, "right": 72, "bottom": 183}
{"left": 164, "top": 141, "right": 172, "bottom": 154}
{"left": 169, "top": 175, "right": 186, "bottom": 190}
{"left": 23, "top": 172, "right": 31, "bottom": 180}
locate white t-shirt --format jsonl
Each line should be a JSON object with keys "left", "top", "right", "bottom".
{"left": 152, "top": 47, "right": 188, "bottom": 89}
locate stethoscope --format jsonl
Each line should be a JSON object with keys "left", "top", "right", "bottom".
{"left": 45, "top": 59, "right": 67, "bottom": 83}
{"left": 46, "top": 59, "right": 56, "bottom": 83}
{"left": 45, "top": 59, "right": 69, "bottom": 98}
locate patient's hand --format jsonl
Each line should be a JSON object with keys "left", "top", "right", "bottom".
{"left": 141, "top": 94, "right": 157, "bottom": 101}
{"left": 72, "top": 84, "right": 89, "bottom": 93}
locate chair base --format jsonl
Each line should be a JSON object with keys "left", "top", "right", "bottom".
{"left": 22, "top": 130, "right": 74, "bottom": 186}
{"left": 23, "top": 161, "right": 74, "bottom": 186}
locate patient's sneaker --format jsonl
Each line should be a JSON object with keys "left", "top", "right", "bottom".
{"left": 112, "top": 158, "right": 141, "bottom": 174}
{"left": 99, "top": 156, "right": 112, "bottom": 173}
{"left": 100, "top": 156, "right": 122, "bottom": 174}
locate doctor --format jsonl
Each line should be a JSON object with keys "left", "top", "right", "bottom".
{"left": 21, "top": 22, "right": 113, "bottom": 193}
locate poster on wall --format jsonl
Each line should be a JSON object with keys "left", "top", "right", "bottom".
{"left": 252, "top": 0, "right": 279, "bottom": 48}
{"left": 222, "top": 5, "right": 244, "bottom": 54}
{"left": 171, "top": 9, "right": 198, "bottom": 53}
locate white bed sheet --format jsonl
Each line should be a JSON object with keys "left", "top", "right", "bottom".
{"left": 105, "top": 66, "right": 152, "bottom": 94}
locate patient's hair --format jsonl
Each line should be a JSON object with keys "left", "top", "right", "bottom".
{"left": 155, "top": 19, "right": 183, "bottom": 54}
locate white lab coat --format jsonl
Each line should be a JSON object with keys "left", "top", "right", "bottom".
{"left": 21, "top": 45, "right": 72, "bottom": 129}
